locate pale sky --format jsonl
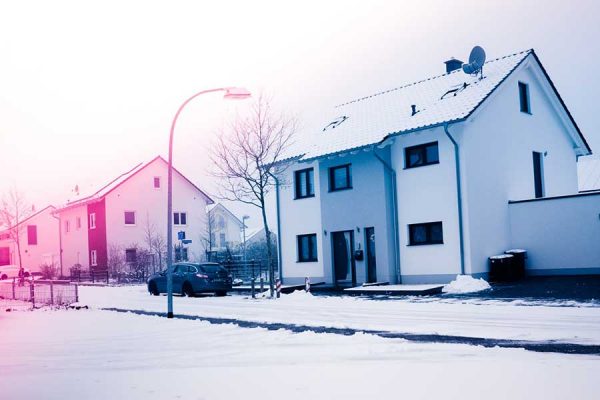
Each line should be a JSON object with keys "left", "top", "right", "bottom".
{"left": 1, "top": 0, "right": 599, "bottom": 228}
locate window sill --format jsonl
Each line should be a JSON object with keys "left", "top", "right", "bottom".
{"left": 294, "top": 194, "right": 316, "bottom": 200}
{"left": 407, "top": 242, "right": 444, "bottom": 246}
{"left": 328, "top": 186, "right": 353, "bottom": 193}
{"left": 297, "top": 259, "right": 318, "bottom": 263}
{"left": 404, "top": 161, "right": 440, "bottom": 170}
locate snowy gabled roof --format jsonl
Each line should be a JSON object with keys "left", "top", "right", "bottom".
{"left": 285, "top": 49, "right": 591, "bottom": 162}
{"left": 207, "top": 203, "right": 244, "bottom": 227}
{"left": 56, "top": 156, "right": 213, "bottom": 212}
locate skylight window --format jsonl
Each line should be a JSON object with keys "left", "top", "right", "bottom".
{"left": 323, "top": 115, "right": 349, "bottom": 132}
{"left": 440, "top": 82, "right": 469, "bottom": 100}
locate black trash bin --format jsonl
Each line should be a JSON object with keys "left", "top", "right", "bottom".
{"left": 489, "top": 254, "right": 514, "bottom": 282}
{"left": 505, "top": 249, "right": 527, "bottom": 280}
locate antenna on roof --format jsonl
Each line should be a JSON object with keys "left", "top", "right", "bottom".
{"left": 462, "top": 46, "right": 486, "bottom": 79}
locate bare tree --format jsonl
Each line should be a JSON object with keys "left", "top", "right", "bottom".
{"left": 210, "top": 94, "right": 296, "bottom": 297}
{"left": 107, "top": 243, "right": 126, "bottom": 278}
{"left": 200, "top": 209, "right": 217, "bottom": 261}
{"left": 143, "top": 214, "right": 166, "bottom": 273}
{"left": 0, "top": 188, "right": 33, "bottom": 269}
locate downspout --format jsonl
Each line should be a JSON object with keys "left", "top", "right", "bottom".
{"left": 270, "top": 172, "right": 284, "bottom": 283}
{"left": 443, "top": 123, "right": 466, "bottom": 276}
{"left": 373, "top": 151, "right": 401, "bottom": 283}
{"left": 51, "top": 213, "right": 64, "bottom": 278}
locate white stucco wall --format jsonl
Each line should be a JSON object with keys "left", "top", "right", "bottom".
{"left": 461, "top": 59, "right": 581, "bottom": 276}
{"left": 509, "top": 193, "right": 600, "bottom": 274}
{"left": 390, "top": 126, "right": 463, "bottom": 283}
{"left": 58, "top": 204, "right": 89, "bottom": 271}
{"left": 0, "top": 207, "right": 60, "bottom": 273}
{"left": 104, "top": 158, "right": 210, "bottom": 262}
{"left": 210, "top": 206, "right": 243, "bottom": 249}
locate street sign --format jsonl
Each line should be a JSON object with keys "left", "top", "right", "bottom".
{"left": 182, "top": 239, "right": 192, "bottom": 245}
{"left": 177, "top": 231, "right": 185, "bottom": 240}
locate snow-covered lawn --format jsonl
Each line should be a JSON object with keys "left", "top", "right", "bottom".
{"left": 1, "top": 308, "right": 599, "bottom": 400}
{"left": 77, "top": 285, "right": 600, "bottom": 344}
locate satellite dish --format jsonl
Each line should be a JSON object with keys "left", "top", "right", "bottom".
{"left": 462, "top": 46, "right": 486, "bottom": 76}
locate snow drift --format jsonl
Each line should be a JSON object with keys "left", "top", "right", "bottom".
{"left": 443, "top": 275, "right": 491, "bottom": 294}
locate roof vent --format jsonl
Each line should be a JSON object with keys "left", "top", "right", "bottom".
{"left": 323, "top": 116, "right": 349, "bottom": 131}
{"left": 411, "top": 105, "right": 418, "bottom": 116}
{"left": 444, "top": 58, "right": 463, "bottom": 74}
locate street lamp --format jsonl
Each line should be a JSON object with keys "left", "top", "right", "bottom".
{"left": 166, "top": 87, "right": 251, "bottom": 319}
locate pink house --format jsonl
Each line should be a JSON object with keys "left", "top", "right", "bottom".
{"left": 54, "top": 156, "right": 213, "bottom": 273}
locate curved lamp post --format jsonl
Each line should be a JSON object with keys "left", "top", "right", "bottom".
{"left": 167, "top": 87, "right": 251, "bottom": 318}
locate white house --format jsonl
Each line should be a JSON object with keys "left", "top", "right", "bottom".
{"left": 54, "top": 156, "right": 214, "bottom": 272}
{"left": 275, "top": 49, "right": 593, "bottom": 286}
{"left": 206, "top": 203, "right": 244, "bottom": 251}
{"left": 0, "top": 205, "right": 60, "bottom": 273}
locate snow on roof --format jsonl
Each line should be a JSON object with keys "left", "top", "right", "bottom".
{"left": 57, "top": 156, "right": 213, "bottom": 211}
{"left": 284, "top": 49, "right": 588, "bottom": 162}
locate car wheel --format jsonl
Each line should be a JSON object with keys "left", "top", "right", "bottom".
{"left": 182, "top": 282, "right": 195, "bottom": 297}
{"left": 148, "top": 281, "right": 159, "bottom": 296}
{"left": 0, "top": 274, "right": 7, "bottom": 280}
{"left": 215, "top": 290, "right": 227, "bottom": 297}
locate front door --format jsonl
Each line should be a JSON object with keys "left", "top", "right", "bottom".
{"left": 365, "top": 227, "right": 377, "bottom": 283}
{"left": 332, "top": 231, "right": 355, "bottom": 287}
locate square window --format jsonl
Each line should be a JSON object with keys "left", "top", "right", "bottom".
{"left": 90, "top": 250, "right": 97, "bottom": 266}
{"left": 294, "top": 168, "right": 315, "bottom": 199}
{"left": 408, "top": 222, "right": 443, "bottom": 245}
{"left": 519, "top": 82, "right": 531, "bottom": 114}
{"left": 124, "top": 211, "right": 136, "bottom": 225}
{"left": 125, "top": 248, "right": 137, "bottom": 263}
{"left": 27, "top": 225, "right": 37, "bottom": 245}
{"left": 153, "top": 177, "right": 161, "bottom": 188}
{"left": 328, "top": 164, "right": 352, "bottom": 191}
{"left": 405, "top": 142, "right": 439, "bottom": 169}
{"left": 297, "top": 234, "right": 318, "bottom": 262}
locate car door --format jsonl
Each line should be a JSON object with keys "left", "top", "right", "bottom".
{"left": 172, "top": 264, "right": 188, "bottom": 293}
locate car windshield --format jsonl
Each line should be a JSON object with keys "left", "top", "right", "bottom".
{"left": 199, "top": 264, "right": 226, "bottom": 273}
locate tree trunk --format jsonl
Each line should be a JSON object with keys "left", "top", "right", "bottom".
{"left": 15, "top": 237, "right": 23, "bottom": 270}
{"left": 260, "top": 201, "right": 274, "bottom": 298}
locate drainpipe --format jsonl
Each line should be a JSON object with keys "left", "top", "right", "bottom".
{"left": 269, "top": 172, "right": 284, "bottom": 283}
{"left": 373, "top": 151, "right": 401, "bottom": 283}
{"left": 443, "top": 123, "right": 466, "bottom": 276}
{"left": 51, "top": 213, "right": 64, "bottom": 278}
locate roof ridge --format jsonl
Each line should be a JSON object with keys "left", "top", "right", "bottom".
{"left": 334, "top": 49, "right": 532, "bottom": 109}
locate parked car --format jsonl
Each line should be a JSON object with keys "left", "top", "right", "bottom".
{"left": 147, "top": 262, "right": 232, "bottom": 297}
{"left": 0, "top": 265, "right": 31, "bottom": 280}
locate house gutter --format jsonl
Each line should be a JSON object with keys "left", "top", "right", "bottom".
{"left": 443, "top": 123, "right": 466, "bottom": 276}
{"left": 51, "top": 213, "right": 64, "bottom": 278}
{"left": 373, "top": 151, "right": 402, "bottom": 283}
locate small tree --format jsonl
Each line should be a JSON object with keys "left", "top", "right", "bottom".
{"left": 200, "top": 209, "right": 217, "bottom": 261}
{"left": 0, "top": 188, "right": 33, "bottom": 269}
{"left": 211, "top": 94, "right": 296, "bottom": 297}
{"left": 107, "top": 244, "right": 126, "bottom": 278}
{"left": 143, "top": 214, "right": 166, "bottom": 274}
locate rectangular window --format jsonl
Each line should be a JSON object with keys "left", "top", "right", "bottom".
{"left": 76, "top": 217, "right": 82, "bottom": 230}
{"left": 519, "top": 82, "right": 531, "bottom": 114}
{"left": 89, "top": 213, "right": 96, "bottom": 230}
{"left": 533, "top": 151, "right": 545, "bottom": 198}
{"left": 125, "top": 248, "right": 137, "bottom": 263}
{"left": 328, "top": 164, "right": 352, "bottom": 191}
{"left": 219, "top": 233, "right": 226, "bottom": 248}
{"left": 297, "top": 234, "right": 318, "bottom": 262}
{"left": 27, "top": 225, "right": 37, "bottom": 245}
{"left": 408, "top": 222, "right": 444, "bottom": 245}
{"left": 153, "top": 176, "right": 161, "bottom": 188}
{"left": 294, "top": 168, "right": 315, "bottom": 199}
{"left": 173, "top": 212, "right": 187, "bottom": 225}
{"left": 405, "top": 142, "right": 439, "bottom": 169}
{"left": 90, "top": 250, "right": 97, "bottom": 266}
{"left": 124, "top": 211, "right": 136, "bottom": 225}
{"left": 65, "top": 220, "right": 70, "bottom": 234}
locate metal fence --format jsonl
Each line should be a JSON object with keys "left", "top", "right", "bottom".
{"left": 221, "top": 259, "right": 276, "bottom": 284}
{"left": 0, "top": 279, "right": 79, "bottom": 309}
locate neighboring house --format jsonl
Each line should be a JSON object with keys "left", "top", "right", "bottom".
{"left": 54, "top": 156, "right": 213, "bottom": 272}
{"left": 206, "top": 203, "right": 244, "bottom": 251}
{"left": 0, "top": 206, "right": 60, "bottom": 273}
{"left": 276, "top": 49, "right": 593, "bottom": 286}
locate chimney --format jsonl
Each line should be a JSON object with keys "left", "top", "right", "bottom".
{"left": 444, "top": 57, "right": 463, "bottom": 74}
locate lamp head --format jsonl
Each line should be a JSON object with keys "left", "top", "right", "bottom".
{"left": 224, "top": 87, "right": 252, "bottom": 100}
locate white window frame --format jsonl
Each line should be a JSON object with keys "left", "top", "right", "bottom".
{"left": 90, "top": 250, "right": 97, "bottom": 267}
{"left": 153, "top": 176, "right": 161, "bottom": 189}
{"left": 89, "top": 213, "right": 96, "bottom": 230}
{"left": 124, "top": 210, "right": 136, "bottom": 226}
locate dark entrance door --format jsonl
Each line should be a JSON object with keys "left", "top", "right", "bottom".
{"left": 365, "top": 227, "right": 377, "bottom": 283}
{"left": 332, "top": 230, "right": 355, "bottom": 287}
{"left": 0, "top": 247, "right": 10, "bottom": 266}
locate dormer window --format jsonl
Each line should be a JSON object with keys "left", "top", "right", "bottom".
{"left": 519, "top": 82, "right": 531, "bottom": 114}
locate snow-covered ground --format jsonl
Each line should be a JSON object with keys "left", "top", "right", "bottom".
{"left": 76, "top": 285, "right": 600, "bottom": 344}
{"left": 1, "top": 308, "right": 599, "bottom": 400}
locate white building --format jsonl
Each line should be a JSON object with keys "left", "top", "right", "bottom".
{"left": 54, "top": 156, "right": 213, "bottom": 272}
{"left": 0, "top": 205, "right": 60, "bottom": 273}
{"left": 276, "top": 49, "right": 594, "bottom": 286}
{"left": 206, "top": 203, "right": 244, "bottom": 251}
